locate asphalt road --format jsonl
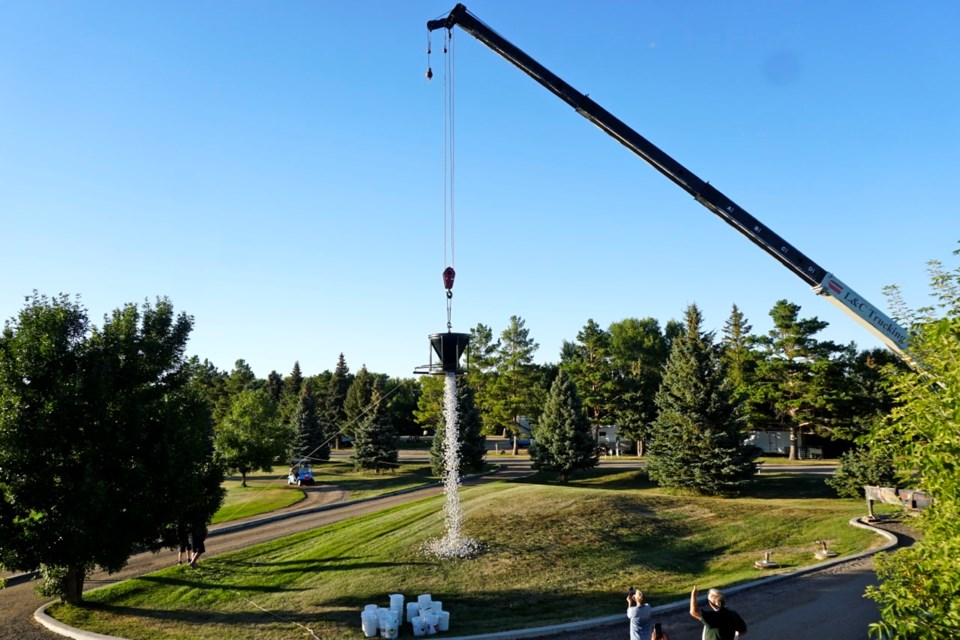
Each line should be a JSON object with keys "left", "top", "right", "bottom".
{"left": 538, "top": 521, "right": 913, "bottom": 640}
{"left": 1, "top": 456, "right": 905, "bottom": 640}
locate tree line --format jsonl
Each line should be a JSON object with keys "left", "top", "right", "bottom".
{"left": 5, "top": 245, "right": 959, "bottom": 638}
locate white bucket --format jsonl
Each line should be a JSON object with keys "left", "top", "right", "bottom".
{"left": 417, "top": 594, "right": 432, "bottom": 610}
{"left": 411, "top": 615, "right": 426, "bottom": 637}
{"left": 407, "top": 602, "right": 420, "bottom": 623}
{"left": 438, "top": 610, "right": 450, "bottom": 632}
{"left": 361, "top": 610, "right": 378, "bottom": 638}
{"left": 365, "top": 604, "right": 378, "bottom": 612}
{"left": 423, "top": 611, "right": 438, "bottom": 636}
{"left": 431, "top": 600, "right": 443, "bottom": 613}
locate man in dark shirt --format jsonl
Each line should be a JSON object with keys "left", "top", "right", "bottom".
{"left": 690, "top": 585, "right": 747, "bottom": 640}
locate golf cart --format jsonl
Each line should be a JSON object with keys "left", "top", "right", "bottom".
{"left": 287, "top": 459, "right": 315, "bottom": 487}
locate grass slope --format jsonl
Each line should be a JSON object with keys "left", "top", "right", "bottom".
{"left": 51, "top": 470, "right": 880, "bottom": 640}
{"left": 212, "top": 461, "right": 437, "bottom": 524}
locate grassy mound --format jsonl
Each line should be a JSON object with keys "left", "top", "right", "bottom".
{"left": 212, "top": 461, "right": 436, "bottom": 524}
{"left": 51, "top": 469, "right": 880, "bottom": 639}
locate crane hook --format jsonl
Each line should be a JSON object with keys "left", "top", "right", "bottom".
{"left": 443, "top": 267, "right": 456, "bottom": 330}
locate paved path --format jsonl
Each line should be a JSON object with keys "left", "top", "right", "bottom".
{"left": 2, "top": 457, "right": 903, "bottom": 640}
{"left": 0, "top": 458, "right": 532, "bottom": 640}
{"left": 535, "top": 520, "right": 913, "bottom": 640}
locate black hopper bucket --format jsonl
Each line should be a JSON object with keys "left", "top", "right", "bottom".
{"left": 414, "top": 332, "right": 470, "bottom": 375}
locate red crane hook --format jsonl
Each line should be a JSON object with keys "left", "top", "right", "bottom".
{"left": 442, "top": 266, "right": 456, "bottom": 298}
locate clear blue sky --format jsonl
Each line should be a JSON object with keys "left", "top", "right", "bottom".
{"left": 2, "top": 1, "right": 957, "bottom": 380}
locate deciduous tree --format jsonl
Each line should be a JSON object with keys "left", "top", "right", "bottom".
{"left": 215, "top": 388, "right": 292, "bottom": 487}
{"left": 866, "top": 249, "right": 960, "bottom": 639}
{"left": 0, "top": 294, "right": 223, "bottom": 603}
{"left": 608, "top": 317, "right": 670, "bottom": 456}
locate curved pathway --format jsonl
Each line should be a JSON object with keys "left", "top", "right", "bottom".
{"left": 3, "top": 458, "right": 906, "bottom": 640}
{"left": 0, "top": 458, "right": 532, "bottom": 640}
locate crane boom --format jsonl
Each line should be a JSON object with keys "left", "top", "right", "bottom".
{"left": 427, "top": 4, "right": 910, "bottom": 358}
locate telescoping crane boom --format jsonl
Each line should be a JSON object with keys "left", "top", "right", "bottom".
{"left": 427, "top": 4, "right": 911, "bottom": 360}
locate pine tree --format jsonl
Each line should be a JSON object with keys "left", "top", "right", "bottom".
{"left": 749, "top": 300, "right": 849, "bottom": 459}
{"left": 430, "top": 378, "right": 487, "bottom": 477}
{"left": 344, "top": 365, "right": 375, "bottom": 442}
{"left": 325, "top": 353, "right": 351, "bottom": 448}
{"left": 563, "top": 319, "right": 616, "bottom": 441}
{"left": 280, "top": 361, "right": 304, "bottom": 425}
{"left": 352, "top": 388, "right": 398, "bottom": 473}
{"left": 466, "top": 323, "right": 501, "bottom": 435}
{"left": 646, "top": 304, "right": 758, "bottom": 495}
{"left": 530, "top": 369, "right": 598, "bottom": 482}
{"left": 489, "top": 316, "right": 541, "bottom": 452}
{"left": 292, "top": 379, "right": 329, "bottom": 462}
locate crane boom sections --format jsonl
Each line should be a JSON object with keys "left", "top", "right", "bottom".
{"left": 427, "top": 4, "right": 910, "bottom": 358}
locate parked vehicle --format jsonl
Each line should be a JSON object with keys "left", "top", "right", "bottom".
{"left": 287, "top": 461, "right": 315, "bottom": 487}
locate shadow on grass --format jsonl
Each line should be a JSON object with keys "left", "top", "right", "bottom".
{"left": 512, "top": 466, "right": 655, "bottom": 491}
{"left": 309, "top": 476, "right": 433, "bottom": 496}
{"left": 743, "top": 473, "right": 834, "bottom": 499}
{"left": 214, "top": 557, "right": 435, "bottom": 575}
{"left": 73, "top": 601, "right": 324, "bottom": 627}
{"left": 136, "top": 574, "right": 308, "bottom": 594}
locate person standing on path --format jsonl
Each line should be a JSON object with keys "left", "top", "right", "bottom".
{"left": 690, "top": 585, "right": 747, "bottom": 639}
{"left": 176, "top": 520, "right": 192, "bottom": 565}
{"left": 188, "top": 521, "right": 207, "bottom": 567}
{"left": 627, "top": 588, "right": 653, "bottom": 640}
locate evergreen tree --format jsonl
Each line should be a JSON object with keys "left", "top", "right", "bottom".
{"left": 562, "top": 319, "right": 616, "bottom": 441}
{"left": 352, "top": 388, "right": 398, "bottom": 473}
{"left": 646, "top": 304, "right": 758, "bottom": 495}
{"left": 430, "top": 378, "right": 487, "bottom": 477}
{"left": 383, "top": 377, "right": 421, "bottom": 437}
{"left": 530, "top": 368, "right": 598, "bottom": 482}
{"left": 265, "top": 370, "right": 284, "bottom": 405}
{"left": 489, "top": 316, "right": 541, "bottom": 453}
{"left": 280, "top": 360, "right": 304, "bottom": 424}
{"left": 720, "top": 305, "right": 757, "bottom": 401}
{"left": 292, "top": 379, "right": 329, "bottom": 462}
{"left": 466, "top": 323, "right": 501, "bottom": 434}
{"left": 749, "top": 300, "right": 850, "bottom": 459}
{"left": 325, "top": 353, "right": 351, "bottom": 448}
{"left": 344, "top": 365, "right": 376, "bottom": 442}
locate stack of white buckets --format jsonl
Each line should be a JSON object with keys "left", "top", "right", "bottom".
{"left": 360, "top": 593, "right": 451, "bottom": 638}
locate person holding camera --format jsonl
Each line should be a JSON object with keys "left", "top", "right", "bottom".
{"left": 626, "top": 587, "right": 653, "bottom": 640}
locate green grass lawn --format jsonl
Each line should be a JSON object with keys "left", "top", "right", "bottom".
{"left": 757, "top": 456, "right": 839, "bottom": 466}
{"left": 212, "top": 461, "right": 439, "bottom": 524}
{"left": 50, "top": 469, "right": 882, "bottom": 640}
{"left": 211, "top": 480, "right": 305, "bottom": 524}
